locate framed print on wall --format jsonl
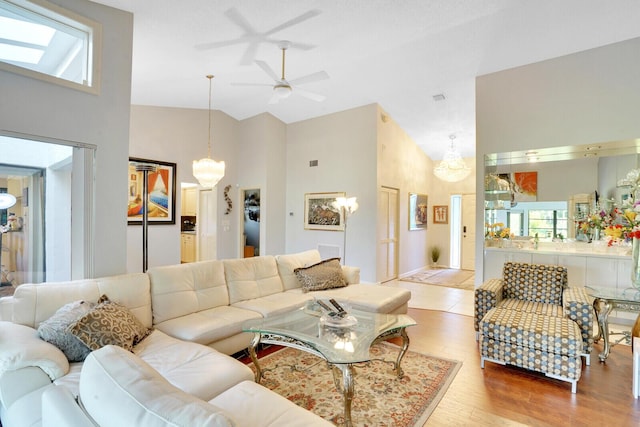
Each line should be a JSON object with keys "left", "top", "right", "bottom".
{"left": 304, "top": 192, "right": 345, "bottom": 231}
{"left": 433, "top": 205, "right": 448, "bottom": 224}
{"left": 127, "top": 157, "right": 177, "bottom": 225}
{"left": 409, "top": 192, "right": 428, "bottom": 230}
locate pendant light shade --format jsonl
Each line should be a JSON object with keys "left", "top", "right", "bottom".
{"left": 433, "top": 135, "right": 471, "bottom": 182}
{"left": 193, "top": 75, "right": 225, "bottom": 188}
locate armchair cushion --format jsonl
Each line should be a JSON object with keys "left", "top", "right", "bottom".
{"left": 502, "top": 262, "right": 567, "bottom": 304}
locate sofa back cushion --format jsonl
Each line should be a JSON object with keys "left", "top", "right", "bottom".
{"left": 502, "top": 262, "right": 567, "bottom": 305}
{"left": 275, "top": 250, "right": 323, "bottom": 290}
{"left": 224, "top": 256, "right": 283, "bottom": 304}
{"left": 79, "top": 345, "right": 234, "bottom": 427}
{"left": 11, "top": 273, "right": 152, "bottom": 329}
{"left": 147, "top": 260, "right": 228, "bottom": 325}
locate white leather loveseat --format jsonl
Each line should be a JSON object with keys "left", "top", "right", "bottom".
{"left": 0, "top": 249, "right": 410, "bottom": 427}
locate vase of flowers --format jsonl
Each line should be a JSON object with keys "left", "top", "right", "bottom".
{"left": 631, "top": 234, "right": 640, "bottom": 290}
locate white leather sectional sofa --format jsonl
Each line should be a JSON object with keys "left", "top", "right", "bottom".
{"left": 0, "top": 250, "right": 411, "bottom": 427}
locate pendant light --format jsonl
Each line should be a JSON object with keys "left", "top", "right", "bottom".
{"left": 193, "top": 75, "right": 225, "bottom": 188}
{"left": 433, "top": 135, "right": 471, "bottom": 182}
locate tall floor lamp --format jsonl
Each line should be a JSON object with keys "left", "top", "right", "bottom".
{"left": 135, "top": 163, "right": 157, "bottom": 272}
{"left": 333, "top": 196, "right": 358, "bottom": 265}
{"left": 0, "top": 193, "right": 17, "bottom": 285}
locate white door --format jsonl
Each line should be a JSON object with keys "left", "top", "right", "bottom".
{"left": 461, "top": 194, "right": 476, "bottom": 270}
{"left": 198, "top": 188, "right": 217, "bottom": 261}
{"left": 377, "top": 187, "right": 399, "bottom": 282}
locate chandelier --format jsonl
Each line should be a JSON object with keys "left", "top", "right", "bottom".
{"left": 433, "top": 135, "right": 471, "bottom": 182}
{"left": 193, "top": 75, "right": 225, "bottom": 188}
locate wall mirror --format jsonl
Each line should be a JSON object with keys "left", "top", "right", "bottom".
{"left": 242, "top": 189, "right": 260, "bottom": 257}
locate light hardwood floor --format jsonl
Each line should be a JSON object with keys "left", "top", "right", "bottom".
{"left": 385, "top": 279, "right": 640, "bottom": 426}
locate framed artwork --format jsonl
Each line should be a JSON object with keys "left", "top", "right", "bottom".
{"left": 304, "top": 192, "right": 345, "bottom": 231}
{"left": 433, "top": 205, "right": 448, "bottom": 224}
{"left": 409, "top": 193, "right": 428, "bottom": 230}
{"left": 127, "top": 157, "right": 176, "bottom": 225}
{"left": 512, "top": 171, "right": 537, "bottom": 202}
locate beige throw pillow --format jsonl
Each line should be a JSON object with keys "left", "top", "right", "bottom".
{"left": 294, "top": 258, "right": 347, "bottom": 293}
{"left": 67, "top": 295, "right": 151, "bottom": 352}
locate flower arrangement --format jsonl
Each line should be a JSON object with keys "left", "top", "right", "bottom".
{"left": 485, "top": 222, "right": 512, "bottom": 240}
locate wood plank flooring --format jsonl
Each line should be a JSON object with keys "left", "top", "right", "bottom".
{"left": 400, "top": 309, "right": 640, "bottom": 426}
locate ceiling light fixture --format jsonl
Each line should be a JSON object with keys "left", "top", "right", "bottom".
{"left": 193, "top": 75, "right": 226, "bottom": 188}
{"left": 434, "top": 135, "right": 471, "bottom": 182}
{"left": 0, "top": 193, "right": 16, "bottom": 210}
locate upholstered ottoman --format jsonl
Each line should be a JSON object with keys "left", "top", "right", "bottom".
{"left": 480, "top": 307, "right": 583, "bottom": 393}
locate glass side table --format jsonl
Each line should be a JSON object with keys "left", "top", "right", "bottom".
{"left": 586, "top": 286, "right": 640, "bottom": 362}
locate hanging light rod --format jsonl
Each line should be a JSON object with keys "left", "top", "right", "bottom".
{"left": 193, "top": 74, "right": 226, "bottom": 188}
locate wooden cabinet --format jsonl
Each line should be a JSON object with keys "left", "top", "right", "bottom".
{"left": 181, "top": 233, "right": 196, "bottom": 263}
{"left": 182, "top": 188, "right": 197, "bottom": 216}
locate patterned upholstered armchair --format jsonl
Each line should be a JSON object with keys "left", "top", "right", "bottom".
{"left": 474, "top": 262, "right": 595, "bottom": 392}
{"left": 475, "top": 261, "right": 594, "bottom": 356}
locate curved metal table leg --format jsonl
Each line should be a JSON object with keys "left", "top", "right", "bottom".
{"left": 249, "top": 333, "right": 262, "bottom": 382}
{"left": 394, "top": 327, "right": 410, "bottom": 378}
{"left": 332, "top": 364, "right": 355, "bottom": 427}
{"left": 594, "top": 298, "right": 614, "bottom": 362}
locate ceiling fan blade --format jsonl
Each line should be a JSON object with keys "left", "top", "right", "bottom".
{"left": 268, "top": 92, "right": 281, "bottom": 105}
{"left": 240, "top": 43, "right": 259, "bottom": 66}
{"left": 229, "top": 82, "right": 273, "bottom": 87}
{"left": 264, "top": 10, "right": 321, "bottom": 36}
{"left": 224, "top": 7, "right": 257, "bottom": 35}
{"left": 194, "top": 38, "right": 245, "bottom": 51}
{"left": 287, "top": 41, "right": 317, "bottom": 51}
{"left": 289, "top": 70, "right": 329, "bottom": 86}
{"left": 294, "top": 88, "right": 326, "bottom": 102}
{"left": 255, "top": 60, "right": 280, "bottom": 81}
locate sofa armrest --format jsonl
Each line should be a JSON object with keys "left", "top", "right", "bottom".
{"left": 341, "top": 265, "right": 360, "bottom": 285}
{"left": 0, "top": 321, "right": 69, "bottom": 381}
{"left": 563, "top": 287, "right": 595, "bottom": 354}
{"left": 474, "top": 278, "right": 504, "bottom": 332}
{"left": 0, "top": 296, "right": 13, "bottom": 321}
{"left": 42, "top": 385, "right": 96, "bottom": 427}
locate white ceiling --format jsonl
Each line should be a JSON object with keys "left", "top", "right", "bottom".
{"left": 91, "top": 0, "right": 640, "bottom": 161}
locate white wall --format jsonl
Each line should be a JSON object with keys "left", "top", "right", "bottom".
{"left": 127, "top": 105, "right": 239, "bottom": 270}
{"left": 0, "top": 0, "right": 133, "bottom": 278}
{"left": 286, "top": 104, "right": 378, "bottom": 281}
{"left": 476, "top": 37, "right": 640, "bottom": 282}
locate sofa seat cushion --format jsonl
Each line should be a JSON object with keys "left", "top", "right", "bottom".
{"left": 153, "top": 305, "right": 261, "bottom": 345}
{"left": 288, "top": 284, "right": 411, "bottom": 314}
{"left": 480, "top": 308, "right": 581, "bottom": 357}
{"left": 209, "top": 380, "right": 333, "bottom": 426}
{"left": 133, "top": 330, "right": 254, "bottom": 401}
{"left": 498, "top": 298, "right": 565, "bottom": 318}
{"left": 79, "top": 345, "right": 235, "bottom": 427}
{"left": 232, "top": 292, "right": 313, "bottom": 317}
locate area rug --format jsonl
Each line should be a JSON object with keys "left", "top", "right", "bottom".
{"left": 248, "top": 342, "right": 461, "bottom": 427}
{"left": 401, "top": 269, "right": 474, "bottom": 291}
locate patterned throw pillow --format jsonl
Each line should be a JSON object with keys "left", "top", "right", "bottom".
{"left": 294, "top": 258, "right": 347, "bottom": 293}
{"left": 38, "top": 300, "right": 96, "bottom": 362}
{"left": 67, "top": 295, "right": 151, "bottom": 352}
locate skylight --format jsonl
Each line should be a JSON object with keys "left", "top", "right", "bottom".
{"left": 0, "top": 0, "right": 100, "bottom": 93}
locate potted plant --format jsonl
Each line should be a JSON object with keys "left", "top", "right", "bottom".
{"left": 430, "top": 246, "right": 441, "bottom": 268}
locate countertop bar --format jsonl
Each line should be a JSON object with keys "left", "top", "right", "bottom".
{"left": 484, "top": 242, "right": 631, "bottom": 259}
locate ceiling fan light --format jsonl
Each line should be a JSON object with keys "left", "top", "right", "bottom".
{"left": 0, "top": 193, "right": 16, "bottom": 209}
{"left": 193, "top": 158, "right": 226, "bottom": 188}
{"left": 274, "top": 84, "right": 292, "bottom": 98}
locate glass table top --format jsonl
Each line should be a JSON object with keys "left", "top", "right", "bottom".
{"left": 585, "top": 286, "right": 640, "bottom": 302}
{"left": 242, "top": 304, "right": 416, "bottom": 364}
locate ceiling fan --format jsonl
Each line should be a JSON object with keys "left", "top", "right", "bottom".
{"left": 232, "top": 41, "right": 329, "bottom": 104}
{"left": 195, "top": 8, "right": 320, "bottom": 65}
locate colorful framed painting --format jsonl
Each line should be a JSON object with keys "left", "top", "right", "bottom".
{"left": 127, "top": 157, "right": 176, "bottom": 225}
{"left": 512, "top": 171, "right": 537, "bottom": 202}
{"left": 433, "top": 205, "right": 448, "bottom": 224}
{"left": 304, "top": 192, "right": 345, "bottom": 231}
{"left": 409, "top": 193, "right": 428, "bottom": 230}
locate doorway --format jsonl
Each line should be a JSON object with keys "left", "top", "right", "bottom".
{"left": 377, "top": 186, "right": 399, "bottom": 282}
{"left": 241, "top": 189, "right": 260, "bottom": 258}
{"left": 198, "top": 188, "right": 217, "bottom": 261}
{"left": 450, "top": 194, "right": 476, "bottom": 270}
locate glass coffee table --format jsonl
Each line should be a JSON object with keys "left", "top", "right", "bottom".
{"left": 242, "top": 303, "right": 416, "bottom": 427}
{"left": 586, "top": 286, "right": 640, "bottom": 362}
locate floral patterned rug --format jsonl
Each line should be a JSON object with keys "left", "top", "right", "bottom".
{"left": 248, "top": 342, "right": 461, "bottom": 426}
{"left": 401, "top": 269, "right": 474, "bottom": 291}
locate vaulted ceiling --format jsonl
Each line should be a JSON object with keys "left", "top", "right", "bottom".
{"left": 92, "top": 0, "right": 640, "bottom": 161}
